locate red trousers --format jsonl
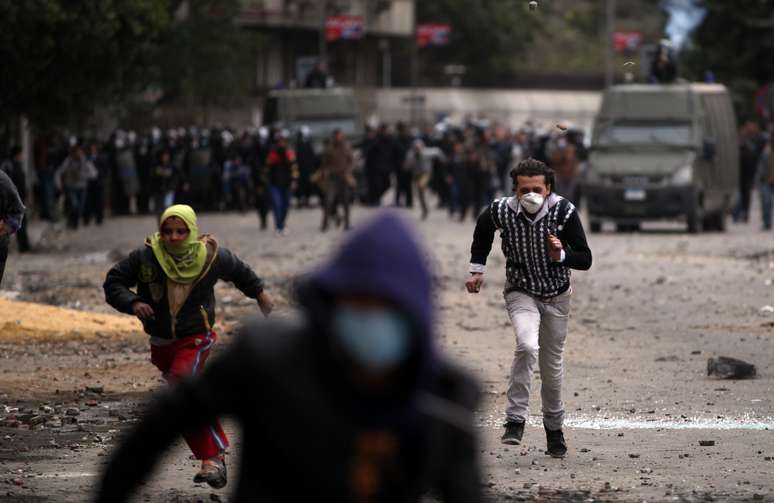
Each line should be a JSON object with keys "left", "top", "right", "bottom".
{"left": 150, "top": 332, "right": 229, "bottom": 460}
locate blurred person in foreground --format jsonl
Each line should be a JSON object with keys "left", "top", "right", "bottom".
{"left": 95, "top": 212, "right": 483, "bottom": 503}
{"left": 466, "top": 158, "right": 591, "bottom": 457}
{"left": 0, "top": 165, "right": 26, "bottom": 286}
{"left": 102, "top": 204, "right": 274, "bottom": 489}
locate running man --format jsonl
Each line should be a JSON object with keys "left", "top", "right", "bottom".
{"left": 465, "top": 158, "right": 591, "bottom": 457}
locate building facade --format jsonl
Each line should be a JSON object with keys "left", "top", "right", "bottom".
{"left": 238, "top": 0, "right": 415, "bottom": 92}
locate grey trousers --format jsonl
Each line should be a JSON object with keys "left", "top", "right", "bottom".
{"left": 504, "top": 288, "right": 571, "bottom": 431}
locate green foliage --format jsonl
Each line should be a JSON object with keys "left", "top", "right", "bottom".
{"left": 0, "top": 0, "right": 173, "bottom": 128}
{"left": 154, "top": 0, "right": 262, "bottom": 108}
{"left": 682, "top": 0, "right": 774, "bottom": 117}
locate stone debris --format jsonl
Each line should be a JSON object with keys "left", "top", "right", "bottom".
{"left": 699, "top": 440, "right": 715, "bottom": 446}
{"left": 707, "top": 356, "right": 756, "bottom": 379}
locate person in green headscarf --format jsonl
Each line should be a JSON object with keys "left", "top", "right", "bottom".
{"left": 103, "top": 204, "right": 274, "bottom": 489}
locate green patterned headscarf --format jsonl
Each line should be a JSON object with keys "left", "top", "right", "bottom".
{"left": 148, "top": 205, "right": 207, "bottom": 284}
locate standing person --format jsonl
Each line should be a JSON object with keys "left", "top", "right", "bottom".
{"left": 265, "top": 132, "right": 298, "bottom": 235}
{"left": 447, "top": 140, "right": 468, "bottom": 220}
{"left": 56, "top": 144, "right": 97, "bottom": 229}
{"left": 0, "top": 168, "right": 26, "bottom": 286}
{"left": 250, "top": 128, "right": 271, "bottom": 230}
{"left": 465, "top": 158, "right": 592, "bottom": 457}
{"left": 393, "top": 122, "right": 414, "bottom": 208}
{"left": 83, "top": 142, "right": 109, "bottom": 226}
{"left": 548, "top": 134, "right": 580, "bottom": 206}
{"left": 151, "top": 149, "right": 179, "bottom": 216}
{"left": 103, "top": 204, "right": 274, "bottom": 489}
{"left": 757, "top": 135, "right": 774, "bottom": 230}
{"left": 1, "top": 146, "right": 30, "bottom": 251}
{"left": 318, "top": 130, "right": 355, "bottom": 232}
{"left": 491, "top": 127, "right": 513, "bottom": 197}
{"left": 96, "top": 212, "right": 483, "bottom": 503}
{"left": 734, "top": 120, "right": 762, "bottom": 223}
{"left": 295, "top": 126, "right": 317, "bottom": 208}
{"left": 404, "top": 139, "right": 446, "bottom": 220}
{"left": 364, "top": 125, "right": 397, "bottom": 206}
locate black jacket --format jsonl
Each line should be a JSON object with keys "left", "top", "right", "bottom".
{"left": 103, "top": 241, "right": 264, "bottom": 339}
{"left": 94, "top": 315, "right": 483, "bottom": 503}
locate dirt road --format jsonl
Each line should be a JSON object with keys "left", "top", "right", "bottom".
{"left": 1, "top": 205, "right": 773, "bottom": 502}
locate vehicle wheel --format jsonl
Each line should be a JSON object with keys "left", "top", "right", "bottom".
{"left": 589, "top": 219, "right": 602, "bottom": 233}
{"left": 615, "top": 222, "right": 640, "bottom": 233}
{"left": 703, "top": 210, "right": 726, "bottom": 232}
{"left": 687, "top": 201, "right": 704, "bottom": 234}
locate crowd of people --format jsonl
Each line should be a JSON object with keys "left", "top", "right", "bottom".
{"left": 0, "top": 120, "right": 589, "bottom": 249}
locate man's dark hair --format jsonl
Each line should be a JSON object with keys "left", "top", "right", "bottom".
{"left": 510, "top": 158, "right": 554, "bottom": 189}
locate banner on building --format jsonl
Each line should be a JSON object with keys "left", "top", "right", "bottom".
{"left": 613, "top": 31, "right": 642, "bottom": 52}
{"left": 417, "top": 24, "right": 451, "bottom": 47}
{"left": 326, "top": 15, "right": 364, "bottom": 42}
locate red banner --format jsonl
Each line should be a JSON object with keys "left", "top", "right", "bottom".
{"left": 326, "top": 16, "right": 364, "bottom": 42}
{"left": 417, "top": 24, "right": 451, "bottom": 47}
{"left": 613, "top": 31, "right": 642, "bottom": 52}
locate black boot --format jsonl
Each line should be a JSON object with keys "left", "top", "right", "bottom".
{"left": 501, "top": 421, "right": 525, "bottom": 445}
{"left": 545, "top": 427, "right": 567, "bottom": 458}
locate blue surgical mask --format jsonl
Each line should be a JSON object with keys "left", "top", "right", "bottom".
{"left": 332, "top": 307, "right": 412, "bottom": 373}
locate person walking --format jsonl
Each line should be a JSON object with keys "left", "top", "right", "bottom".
{"left": 56, "top": 144, "right": 97, "bottom": 229}
{"left": 95, "top": 212, "right": 483, "bottom": 503}
{"left": 318, "top": 130, "right": 355, "bottom": 231}
{"left": 265, "top": 132, "right": 298, "bottom": 234}
{"left": 404, "top": 139, "right": 446, "bottom": 220}
{"left": 734, "top": 120, "right": 762, "bottom": 223}
{"left": 465, "top": 158, "right": 592, "bottom": 457}
{"left": 0, "top": 167, "right": 26, "bottom": 286}
{"left": 1, "top": 146, "right": 30, "bottom": 251}
{"left": 103, "top": 204, "right": 274, "bottom": 489}
{"left": 757, "top": 135, "right": 774, "bottom": 230}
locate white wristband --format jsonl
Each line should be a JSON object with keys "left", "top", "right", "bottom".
{"left": 469, "top": 263, "right": 486, "bottom": 274}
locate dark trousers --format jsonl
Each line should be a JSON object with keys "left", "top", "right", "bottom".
{"left": 65, "top": 188, "right": 86, "bottom": 229}
{"left": 0, "top": 235, "right": 9, "bottom": 287}
{"left": 322, "top": 180, "right": 351, "bottom": 231}
{"left": 83, "top": 181, "right": 104, "bottom": 226}
{"left": 255, "top": 186, "right": 269, "bottom": 229}
{"left": 15, "top": 216, "right": 30, "bottom": 252}
{"left": 394, "top": 170, "right": 413, "bottom": 207}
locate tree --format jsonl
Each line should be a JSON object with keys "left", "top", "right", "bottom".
{"left": 153, "top": 0, "right": 263, "bottom": 110}
{"left": 416, "top": 0, "right": 542, "bottom": 86}
{"left": 682, "top": 0, "right": 774, "bottom": 118}
{"left": 0, "top": 0, "right": 173, "bottom": 129}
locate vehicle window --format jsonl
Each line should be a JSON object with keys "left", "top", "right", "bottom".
{"left": 598, "top": 123, "right": 693, "bottom": 146}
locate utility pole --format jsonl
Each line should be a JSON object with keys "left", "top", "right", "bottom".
{"left": 319, "top": 0, "right": 328, "bottom": 65}
{"left": 605, "top": 0, "right": 616, "bottom": 88}
{"left": 410, "top": 1, "right": 419, "bottom": 125}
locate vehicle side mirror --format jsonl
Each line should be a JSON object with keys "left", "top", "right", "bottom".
{"left": 702, "top": 138, "right": 716, "bottom": 162}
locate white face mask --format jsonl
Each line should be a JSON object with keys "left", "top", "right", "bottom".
{"left": 520, "top": 192, "right": 545, "bottom": 214}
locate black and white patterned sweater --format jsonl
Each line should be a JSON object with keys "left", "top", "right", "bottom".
{"left": 469, "top": 193, "right": 592, "bottom": 298}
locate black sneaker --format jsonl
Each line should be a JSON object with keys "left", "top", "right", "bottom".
{"left": 501, "top": 421, "right": 525, "bottom": 445}
{"left": 545, "top": 428, "right": 567, "bottom": 458}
